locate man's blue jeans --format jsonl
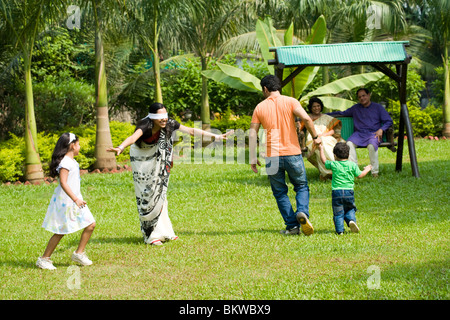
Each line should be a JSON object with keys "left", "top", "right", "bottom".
{"left": 266, "top": 154, "right": 309, "bottom": 230}
{"left": 331, "top": 189, "right": 357, "bottom": 233}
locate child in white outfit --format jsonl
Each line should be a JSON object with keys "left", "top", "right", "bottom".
{"left": 36, "top": 133, "right": 96, "bottom": 270}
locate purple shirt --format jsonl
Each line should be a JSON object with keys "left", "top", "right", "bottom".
{"left": 328, "top": 102, "right": 393, "bottom": 150}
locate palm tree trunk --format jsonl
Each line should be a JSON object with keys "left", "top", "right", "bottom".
{"left": 93, "top": 3, "right": 116, "bottom": 170}
{"left": 200, "top": 55, "right": 210, "bottom": 130}
{"left": 443, "top": 46, "right": 450, "bottom": 137}
{"left": 152, "top": 5, "right": 163, "bottom": 104}
{"left": 153, "top": 51, "right": 163, "bottom": 103}
{"left": 23, "top": 53, "right": 44, "bottom": 183}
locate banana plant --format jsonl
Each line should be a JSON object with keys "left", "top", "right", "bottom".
{"left": 203, "top": 15, "right": 326, "bottom": 100}
{"left": 300, "top": 71, "right": 385, "bottom": 110}
{"left": 202, "top": 15, "right": 384, "bottom": 110}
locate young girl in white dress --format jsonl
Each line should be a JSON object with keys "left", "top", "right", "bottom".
{"left": 36, "top": 133, "right": 96, "bottom": 270}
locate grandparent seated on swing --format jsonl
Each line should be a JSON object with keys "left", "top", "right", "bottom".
{"left": 297, "top": 97, "right": 343, "bottom": 180}
{"left": 326, "top": 88, "right": 393, "bottom": 178}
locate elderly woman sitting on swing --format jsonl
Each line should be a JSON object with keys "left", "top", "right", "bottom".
{"left": 297, "top": 97, "right": 343, "bottom": 180}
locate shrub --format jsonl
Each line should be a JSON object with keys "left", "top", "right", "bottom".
{"left": 210, "top": 108, "right": 252, "bottom": 133}
{"left": 0, "top": 134, "right": 25, "bottom": 182}
{"left": 366, "top": 63, "right": 426, "bottom": 107}
{"left": 0, "top": 121, "right": 134, "bottom": 182}
{"left": 389, "top": 100, "right": 435, "bottom": 137}
{"left": 423, "top": 104, "right": 444, "bottom": 136}
{"left": 33, "top": 74, "right": 96, "bottom": 132}
{"left": 108, "top": 121, "right": 135, "bottom": 163}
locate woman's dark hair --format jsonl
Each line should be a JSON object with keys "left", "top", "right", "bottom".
{"left": 148, "top": 102, "right": 165, "bottom": 114}
{"left": 49, "top": 132, "right": 78, "bottom": 177}
{"left": 333, "top": 142, "right": 350, "bottom": 160}
{"left": 307, "top": 97, "right": 324, "bottom": 113}
{"left": 135, "top": 102, "right": 174, "bottom": 148}
{"left": 260, "top": 75, "right": 282, "bottom": 92}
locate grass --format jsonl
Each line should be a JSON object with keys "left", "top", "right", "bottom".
{"left": 0, "top": 139, "right": 449, "bottom": 300}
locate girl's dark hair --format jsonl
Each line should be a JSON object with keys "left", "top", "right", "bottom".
{"left": 49, "top": 132, "right": 78, "bottom": 177}
{"left": 333, "top": 142, "right": 350, "bottom": 160}
{"left": 307, "top": 97, "right": 324, "bottom": 113}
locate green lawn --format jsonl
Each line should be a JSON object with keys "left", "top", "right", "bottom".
{"left": 0, "top": 139, "right": 448, "bottom": 300}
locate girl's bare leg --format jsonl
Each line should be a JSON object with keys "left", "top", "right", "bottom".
{"left": 42, "top": 234, "right": 64, "bottom": 258}
{"left": 75, "top": 222, "right": 96, "bottom": 254}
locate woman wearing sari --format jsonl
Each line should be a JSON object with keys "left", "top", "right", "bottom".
{"left": 107, "top": 103, "right": 230, "bottom": 245}
{"left": 298, "top": 97, "right": 343, "bottom": 180}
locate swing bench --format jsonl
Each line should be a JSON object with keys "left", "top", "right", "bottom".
{"left": 268, "top": 41, "right": 419, "bottom": 177}
{"left": 297, "top": 116, "right": 396, "bottom": 154}
{"left": 334, "top": 116, "right": 397, "bottom": 152}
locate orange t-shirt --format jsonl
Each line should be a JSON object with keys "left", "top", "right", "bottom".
{"left": 251, "top": 92, "right": 301, "bottom": 157}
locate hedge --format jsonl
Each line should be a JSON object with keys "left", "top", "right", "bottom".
{"left": 0, "top": 116, "right": 253, "bottom": 183}
{"left": 0, "top": 121, "right": 134, "bottom": 183}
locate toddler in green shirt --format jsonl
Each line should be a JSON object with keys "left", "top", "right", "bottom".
{"left": 319, "top": 142, "right": 372, "bottom": 234}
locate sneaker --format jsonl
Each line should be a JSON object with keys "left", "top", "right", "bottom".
{"left": 279, "top": 226, "right": 300, "bottom": 235}
{"left": 296, "top": 212, "right": 314, "bottom": 236}
{"left": 150, "top": 239, "right": 163, "bottom": 246}
{"left": 36, "top": 257, "right": 56, "bottom": 270}
{"left": 349, "top": 221, "right": 360, "bottom": 233}
{"left": 71, "top": 251, "right": 93, "bottom": 266}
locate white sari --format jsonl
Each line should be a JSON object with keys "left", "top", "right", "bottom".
{"left": 130, "top": 128, "right": 177, "bottom": 244}
{"left": 304, "top": 114, "right": 343, "bottom": 177}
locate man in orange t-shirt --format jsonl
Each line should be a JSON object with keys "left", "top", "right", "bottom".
{"left": 249, "top": 75, "right": 321, "bottom": 236}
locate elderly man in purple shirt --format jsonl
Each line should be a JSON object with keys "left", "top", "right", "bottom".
{"left": 327, "top": 88, "right": 393, "bottom": 177}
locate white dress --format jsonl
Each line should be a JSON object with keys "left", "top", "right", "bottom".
{"left": 42, "top": 156, "right": 95, "bottom": 234}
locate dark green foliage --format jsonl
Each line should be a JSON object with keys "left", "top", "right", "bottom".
{"left": 0, "top": 121, "right": 134, "bottom": 182}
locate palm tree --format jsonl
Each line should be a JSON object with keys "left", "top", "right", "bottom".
{"left": 328, "top": 0, "right": 407, "bottom": 75}
{"left": 78, "top": 0, "right": 124, "bottom": 170}
{"left": 397, "top": 0, "right": 450, "bottom": 137}
{"left": 420, "top": 0, "right": 450, "bottom": 137}
{"left": 123, "top": 0, "right": 179, "bottom": 104}
{"left": 0, "top": 0, "right": 66, "bottom": 183}
{"left": 174, "top": 0, "right": 250, "bottom": 129}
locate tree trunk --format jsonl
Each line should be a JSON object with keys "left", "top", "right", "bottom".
{"left": 152, "top": 8, "right": 163, "bottom": 104}
{"left": 443, "top": 48, "right": 450, "bottom": 137}
{"left": 200, "top": 56, "right": 210, "bottom": 130}
{"left": 153, "top": 50, "right": 163, "bottom": 103}
{"left": 23, "top": 53, "right": 44, "bottom": 183}
{"left": 93, "top": 6, "right": 116, "bottom": 170}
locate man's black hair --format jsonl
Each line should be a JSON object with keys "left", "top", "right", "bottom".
{"left": 260, "top": 75, "right": 282, "bottom": 92}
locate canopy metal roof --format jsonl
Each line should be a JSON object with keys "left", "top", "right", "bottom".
{"left": 268, "top": 41, "right": 411, "bottom": 67}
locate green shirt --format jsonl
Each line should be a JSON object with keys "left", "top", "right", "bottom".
{"left": 325, "top": 160, "right": 362, "bottom": 190}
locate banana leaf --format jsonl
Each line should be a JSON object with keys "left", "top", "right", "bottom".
{"left": 282, "top": 15, "right": 327, "bottom": 99}
{"left": 160, "top": 53, "right": 195, "bottom": 68}
{"left": 216, "top": 62, "right": 261, "bottom": 91}
{"left": 202, "top": 63, "right": 261, "bottom": 92}
{"left": 255, "top": 17, "right": 283, "bottom": 74}
{"left": 311, "top": 96, "right": 356, "bottom": 111}
{"left": 300, "top": 72, "right": 385, "bottom": 103}
{"left": 284, "top": 22, "right": 294, "bottom": 47}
